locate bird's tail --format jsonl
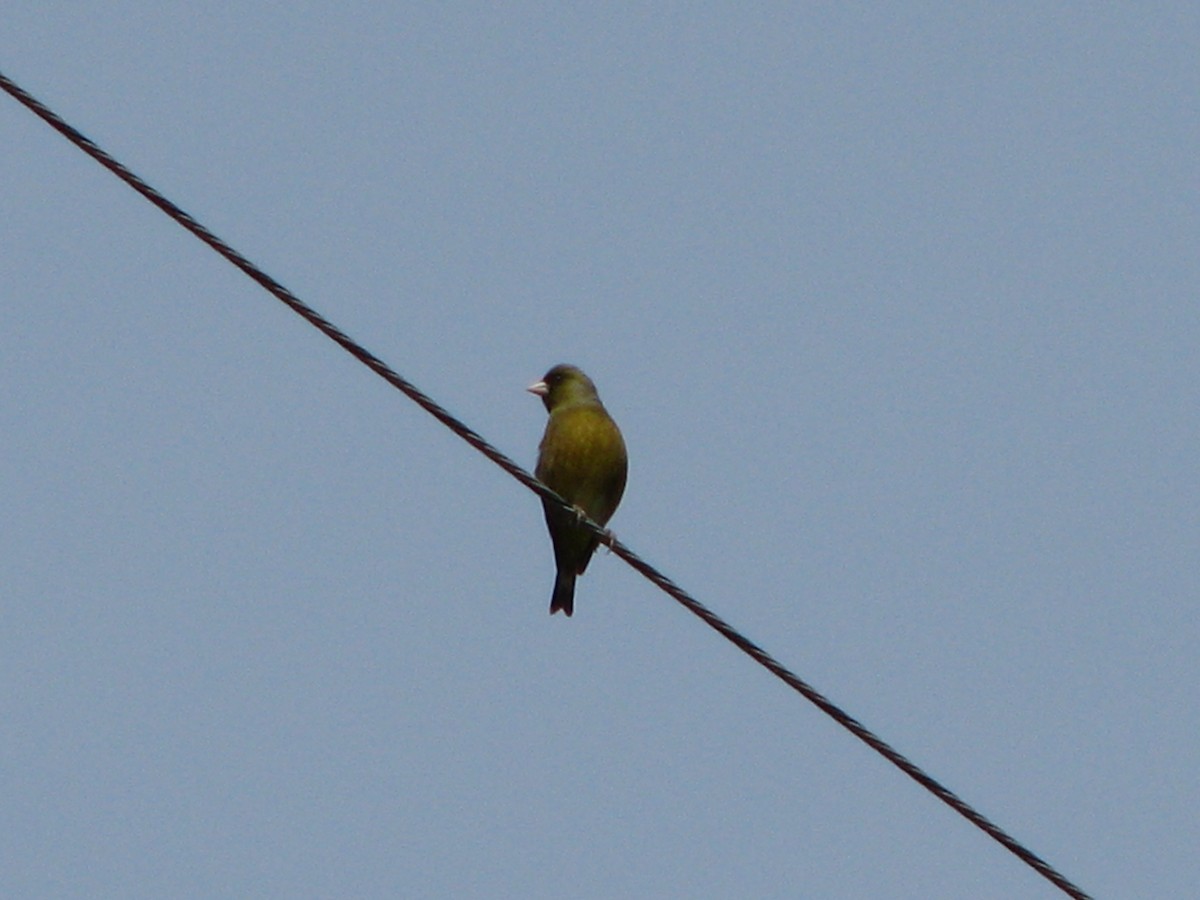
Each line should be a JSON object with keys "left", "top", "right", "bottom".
{"left": 549, "top": 570, "right": 575, "bottom": 617}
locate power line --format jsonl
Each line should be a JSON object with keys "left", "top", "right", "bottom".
{"left": 2, "top": 70, "right": 1093, "bottom": 900}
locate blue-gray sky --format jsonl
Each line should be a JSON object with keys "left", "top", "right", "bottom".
{"left": 4, "top": 6, "right": 1197, "bottom": 898}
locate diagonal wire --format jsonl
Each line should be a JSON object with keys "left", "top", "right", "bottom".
{"left": 2, "top": 70, "right": 1092, "bottom": 900}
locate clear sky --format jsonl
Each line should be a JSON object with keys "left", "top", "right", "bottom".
{"left": 3, "top": 5, "right": 1197, "bottom": 899}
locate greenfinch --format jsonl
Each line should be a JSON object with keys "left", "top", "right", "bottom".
{"left": 529, "top": 364, "right": 628, "bottom": 616}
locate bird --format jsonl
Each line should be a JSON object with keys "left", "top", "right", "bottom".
{"left": 529, "top": 364, "right": 628, "bottom": 616}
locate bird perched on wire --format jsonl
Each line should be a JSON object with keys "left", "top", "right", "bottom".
{"left": 529, "top": 364, "right": 628, "bottom": 616}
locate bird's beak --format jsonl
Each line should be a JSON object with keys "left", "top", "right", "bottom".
{"left": 527, "top": 380, "right": 549, "bottom": 397}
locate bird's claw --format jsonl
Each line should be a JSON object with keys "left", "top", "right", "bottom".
{"left": 572, "top": 505, "right": 616, "bottom": 552}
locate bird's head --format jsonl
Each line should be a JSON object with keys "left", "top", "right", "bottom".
{"left": 527, "top": 364, "right": 600, "bottom": 412}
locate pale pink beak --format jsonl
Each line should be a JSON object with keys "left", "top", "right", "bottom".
{"left": 527, "top": 380, "right": 549, "bottom": 396}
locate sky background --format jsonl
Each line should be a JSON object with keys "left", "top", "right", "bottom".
{"left": 3, "top": 5, "right": 1197, "bottom": 898}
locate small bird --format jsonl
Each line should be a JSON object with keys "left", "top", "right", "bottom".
{"left": 529, "top": 364, "right": 628, "bottom": 616}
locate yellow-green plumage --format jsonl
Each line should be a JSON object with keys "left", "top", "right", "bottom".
{"left": 529, "top": 365, "right": 627, "bottom": 616}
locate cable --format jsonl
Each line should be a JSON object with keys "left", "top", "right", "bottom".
{"left": 2, "top": 70, "right": 1092, "bottom": 900}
